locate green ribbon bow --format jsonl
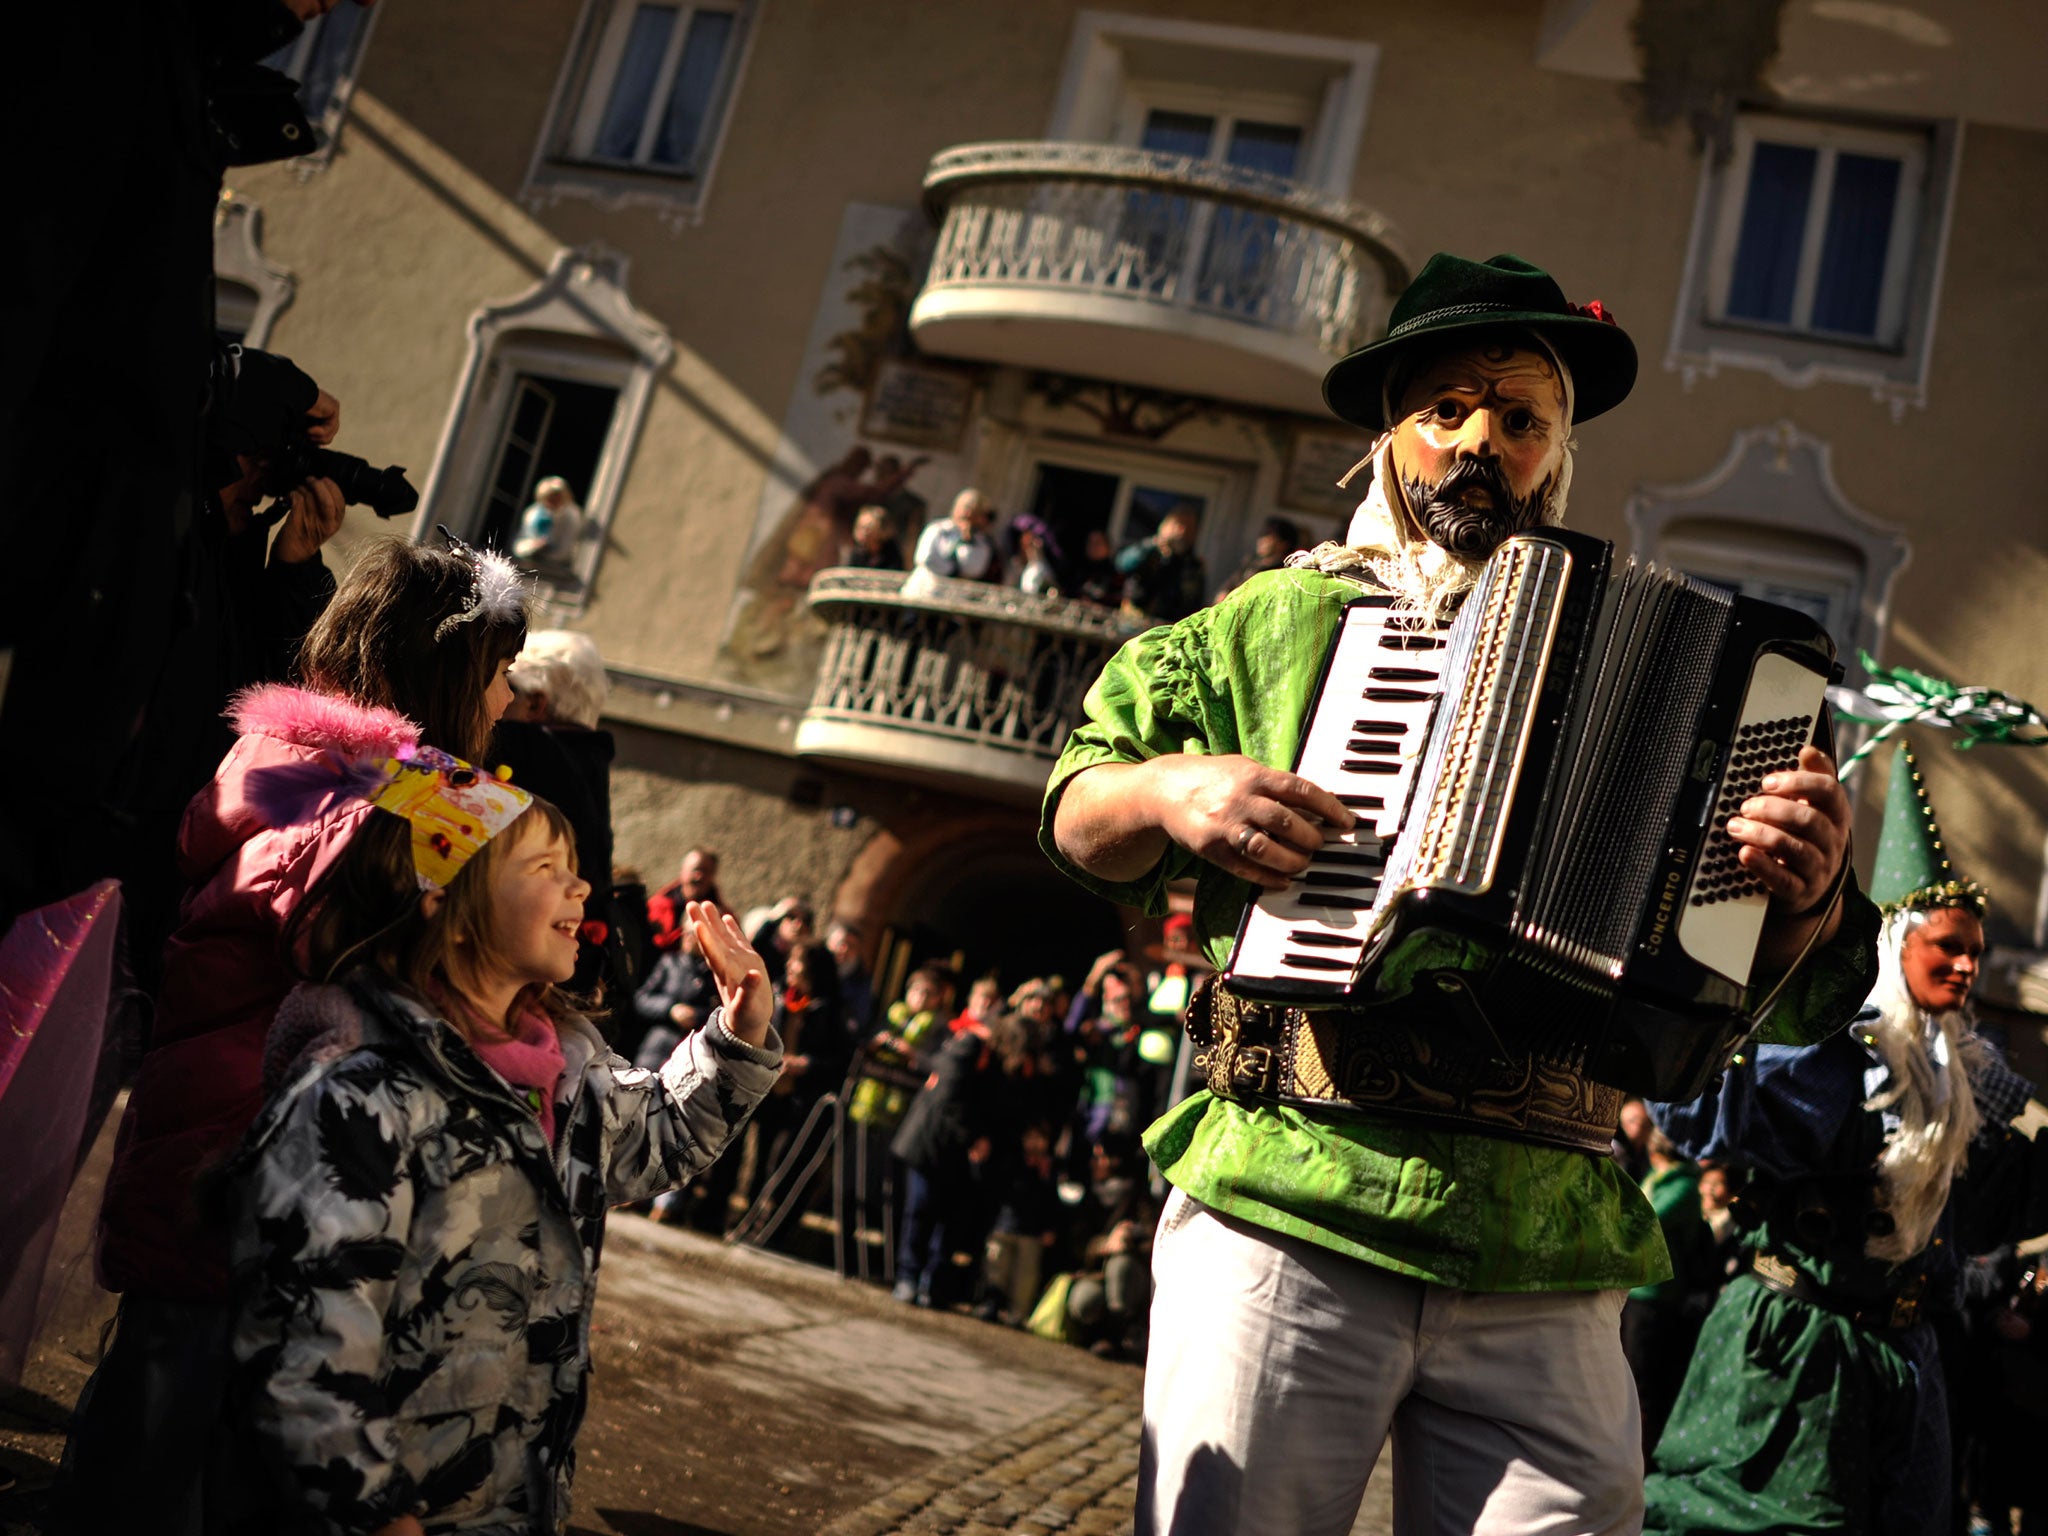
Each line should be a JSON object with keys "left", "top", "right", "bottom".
{"left": 1832, "top": 651, "right": 2047, "bottom": 778}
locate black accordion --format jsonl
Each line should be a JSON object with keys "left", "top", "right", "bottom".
{"left": 1223, "top": 527, "right": 1837, "bottom": 1101}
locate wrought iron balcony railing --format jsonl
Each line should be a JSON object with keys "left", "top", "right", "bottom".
{"left": 909, "top": 141, "right": 1409, "bottom": 410}
{"left": 796, "top": 568, "right": 1138, "bottom": 799}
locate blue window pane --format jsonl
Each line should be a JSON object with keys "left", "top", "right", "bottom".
{"left": 1141, "top": 110, "right": 1215, "bottom": 160}
{"left": 260, "top": 28, "right": 307, "bottom": 77}
{"left": 650, "top": 8, "right": 735, "bottom": 168}
{"left": 1726, "top": 142, "right": 1817, "bottom": 325}
{"left": 262, "top": 7, "right": 371, "bottom": 125}
{"left": 1204, "top": 123, "right": 1302, "bottom": 316}
{"left": 1224, "top": 120, "right": 1302, "bottom": 179}
{"left": 1811, "top": 152, "right": 1902, "bottom": 338}
{"left": 595, "top": 5, "right": 678, "bottom": 161}
{"left": 297, "top": 6, "right": 369, "bottom": 120}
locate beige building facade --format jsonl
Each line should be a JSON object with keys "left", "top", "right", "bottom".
{"left": 225, "top": 0, "right": 2048, "bottom": 991}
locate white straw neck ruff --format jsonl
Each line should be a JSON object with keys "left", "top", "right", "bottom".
{"left": 1287, "top": 329, "right": 1577, "bottom": 621}
{"left": 435, "top": 547, "right": 531, "bottom": 642}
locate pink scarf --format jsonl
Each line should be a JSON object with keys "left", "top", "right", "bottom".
{"left": 466, "top": 1007, "right": 566, "bottom": 1147}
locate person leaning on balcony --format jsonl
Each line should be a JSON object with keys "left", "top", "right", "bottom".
{"left": 1008, "top": 512, "right": 1064, "bottom": 596}
{"left": 1040, "top": 252, "right": 1882, "bottom": 1536}
{"left": 1215, "top": 515, "right": 1302, "bottom": 602}
{"left": 1071, "top": 527, "right": 1125, "bottom": 608}
{"left": 845, "top": 504, "right": 905, "bottom": 571}
{"left": 1115, "top": 504, "right": 1208, "bottom": 624}
{"left": 913, "top": 488, "right": 1002, "bottom": 581}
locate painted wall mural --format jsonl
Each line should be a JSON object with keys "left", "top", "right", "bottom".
{"left": 715, "top": 203, "right": 977, "bottom": 699}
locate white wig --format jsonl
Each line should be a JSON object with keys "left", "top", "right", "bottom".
{"left": 1860, "top": 906, "right": 1986, "bottom": 1264}
{"left": 508, "top": 629, "right": 610, "bottom": 730}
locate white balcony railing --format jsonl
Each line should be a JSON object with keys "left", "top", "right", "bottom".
{"left": 795, "top": 568, "right": 1138, "bottom": 800}
{"left": 909, "top": 141, "right": 1410, "bottom": 412}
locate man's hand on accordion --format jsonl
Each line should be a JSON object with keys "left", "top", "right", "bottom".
{"left": 1054, "top": 755, "right": 1356, "bottom": 891}
{"left": 1726, "top": 744, "right": 1852, "bottom": 962}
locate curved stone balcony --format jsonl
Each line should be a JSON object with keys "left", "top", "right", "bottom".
{"left": 909, "top": 141, "right": 1410, "bottom": 416}
{"left": 796, "top": 568, "right": 1138, "bottom": 802}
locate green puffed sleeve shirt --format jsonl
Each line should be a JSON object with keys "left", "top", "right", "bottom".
{"left": 1038, "top": 566, "right": 1881, "bottom": 1291}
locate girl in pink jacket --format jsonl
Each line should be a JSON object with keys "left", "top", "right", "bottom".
{"left": 55, "top": 537, "right": 531, "bottom": 1536}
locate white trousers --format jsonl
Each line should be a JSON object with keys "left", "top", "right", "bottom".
{"left": 1139, "top": 1190, "right": 1644, "bottom": 1536}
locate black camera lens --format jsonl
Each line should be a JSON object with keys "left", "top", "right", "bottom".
{"left": 261, "top": 440, "right": 420, "bottom": 519}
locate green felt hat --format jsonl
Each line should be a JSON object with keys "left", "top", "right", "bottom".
{"left": 1323, "top": 252, "right": 1639, "bottom": 432}
{"left": 1870, "top": 740, "right": 1988, "bottom": 916}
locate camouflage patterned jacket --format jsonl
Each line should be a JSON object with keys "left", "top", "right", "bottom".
{"left": 227, "top": 972, "right": 781, "bottom": 1534}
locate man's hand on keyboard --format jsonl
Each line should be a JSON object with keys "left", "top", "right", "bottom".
{"left": 1150, "top": 755, "right": 1357, "bottom": 890}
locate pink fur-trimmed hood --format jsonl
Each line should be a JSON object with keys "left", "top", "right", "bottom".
{"left": 227, "top": 683, "right": 418, "bottom": 758}
{"left": 104, "top": 690, "right": 425, "bottom": 1301}
{"left": 175, "top": 686, "right": 423, "bottom": 885}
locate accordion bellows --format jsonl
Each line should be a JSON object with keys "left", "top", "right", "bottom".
{"left": 1225, "top": 527, "right": 1836, "bottom": 1101}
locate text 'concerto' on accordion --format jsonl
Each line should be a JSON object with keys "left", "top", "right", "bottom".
{"left": 1224, "top": 527, "right": 1840, "bottom": 1102}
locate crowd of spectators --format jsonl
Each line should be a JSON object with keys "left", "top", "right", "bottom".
{"left": 838, "top": 486, "right": 1305, "bottom": 627}
{"left": 611, "top": 871, "right": 1201, "bottom": 1360}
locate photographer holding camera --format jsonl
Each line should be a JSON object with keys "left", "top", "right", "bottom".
{"left": 210, "top": 344, "right": 348, "bottom": 583}
{"left": 114, "top": 344, "right": 419, "bottom": 982}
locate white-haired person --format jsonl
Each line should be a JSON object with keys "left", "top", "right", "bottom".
{"left": 493, "top": 629, "right": 624, "bottom": 1001}
{"left": 912, "top": 488, "right": 1001, "bottom": 582}
{"left": 1646, "top": 742, "right": 2048, "bottom": 1536}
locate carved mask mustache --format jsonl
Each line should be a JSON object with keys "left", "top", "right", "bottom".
{"left": 1401, "top": 456, "right": 1552, "bottom": 559}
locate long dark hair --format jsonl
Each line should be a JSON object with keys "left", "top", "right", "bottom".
{"left": 297, "top": 539, "right": 527, "bottom": 761}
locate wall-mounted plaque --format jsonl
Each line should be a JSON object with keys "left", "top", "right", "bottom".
{"left": 859, "top": 357, "right": 977, "bottom": 452}
{"left": 1281, "top": 426, "right": 1376, "bottom": 517}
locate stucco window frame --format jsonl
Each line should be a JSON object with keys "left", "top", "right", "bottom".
{"left": 1625, "top": 419, "right": 1910, "bottom": 694}
{"left": 212, "top": 194, "right": 295, "bottom": 348}
{"left": 1045, "top": 11, "right": 1381, "bottom": 199}
{"left": 521, "top": 0, "right": 761, "bottom": 230}
{"left": 413, "top": 246, "right": 674, "bottom": 613}
{"left": 1666, "top": 110, "right": 1963, "bottom": 421}
{"left": 270, "top": 3, "right": 383, "bottom": 174}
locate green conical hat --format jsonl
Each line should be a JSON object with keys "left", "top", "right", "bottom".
{"left": 1870, "top": 740, "right": 1987, "bottom": 916}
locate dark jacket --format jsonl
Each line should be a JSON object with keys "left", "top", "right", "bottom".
{"left": 771, "top": 987, "right": 852, "bottom": 1101}
{"left": 118, "top": 501, "right": 337, "bottom": 982}
{"left": 0, "top": 1, "right": 315, "bottom": 925}
{"left": 492, "top": 719, "right": 622, "bottom": 998}
{"left": 846, "top": 538, "right": 905, "bottom": 571}
{"left": 1115, "top": 540, "right": 1208, "bottom": 623}
{"left": 632, "top": 947, "right": 720, "bottom": 1028}
{"left": 892, "top": 1025, "right": 1013, "bottom": 1173}
{"left": 490, "top": 721, "right": 614, "bottom": 893}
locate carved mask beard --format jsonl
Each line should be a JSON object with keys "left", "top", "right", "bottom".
{"left": 1400, "top": 456, "right": 1556, "bottom": 560}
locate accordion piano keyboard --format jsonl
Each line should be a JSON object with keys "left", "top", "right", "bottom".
{"left": 1225, "top": 598, "right": 1451, "bottom": 992}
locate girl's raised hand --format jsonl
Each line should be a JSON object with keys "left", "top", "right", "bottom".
{"left": 687, "top": 901, "right": 773, "bottom": 1046}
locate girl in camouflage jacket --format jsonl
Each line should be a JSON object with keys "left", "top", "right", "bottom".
{"left": 226, "top": 788, "right": 780, "bottom": 1535}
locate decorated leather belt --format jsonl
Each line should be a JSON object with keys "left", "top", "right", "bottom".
{"left": 1189, "top": 982, "right": 1624, "bottom": 1155}
{"left": 1749, "top": 1250, "right": 1926, "bottom": 1331}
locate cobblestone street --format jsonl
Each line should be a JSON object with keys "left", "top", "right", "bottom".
{"left": 0, "top": 1111, "right": 1389, "bottom": 1534}
{"left": 817, "top": 1385, "right": 1140, "bottom": 1536}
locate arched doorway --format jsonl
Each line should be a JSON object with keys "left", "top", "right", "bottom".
{"left": 839, "top": 816, "right": 1129, "bottom": 1005}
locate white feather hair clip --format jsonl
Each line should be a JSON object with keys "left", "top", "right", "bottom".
{"left": 434, "top": 528, "right": 532, "bottom": 642}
